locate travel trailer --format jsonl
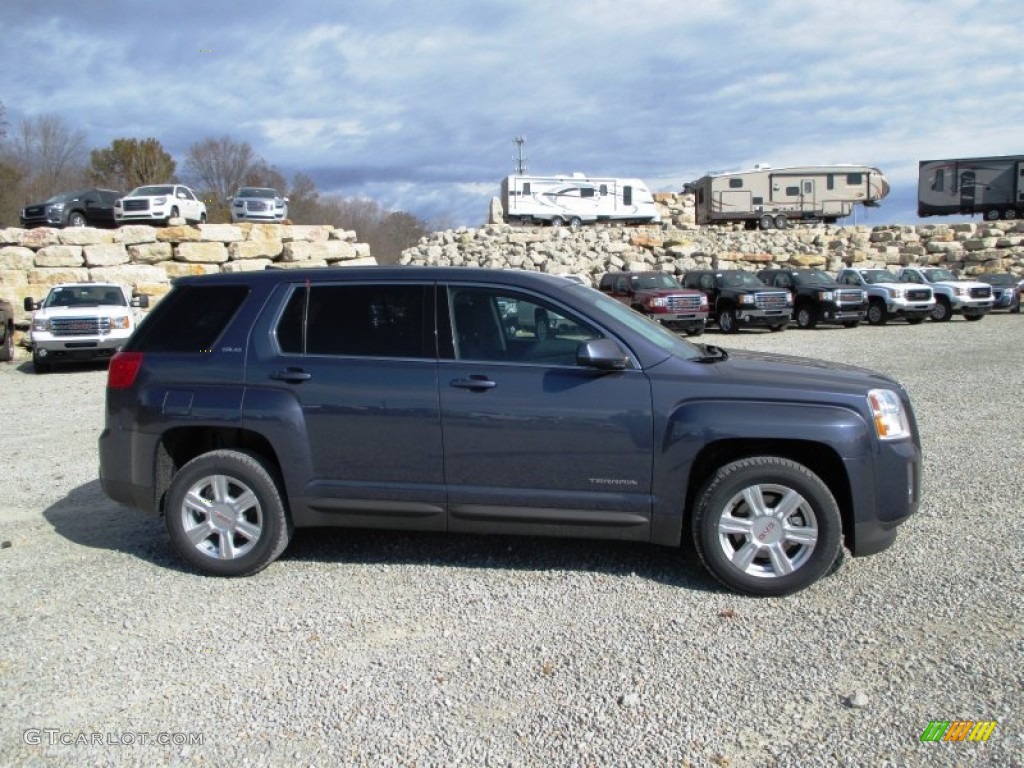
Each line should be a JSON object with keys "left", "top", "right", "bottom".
{"left": 686, "top": 164, "right": 889, "bottom": 229}
{"left": 917, "top": 155, "right": 1024, "bottom": 221}
{"left": 501, "top": 174, "right": 660, "bottom": 228}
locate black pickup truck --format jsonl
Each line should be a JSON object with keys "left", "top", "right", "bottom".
{"left": 757, "top": 268, "right": 868, "bottom": 329}
{"left": 680, "top": 270, "right": 792, "bottom": 333}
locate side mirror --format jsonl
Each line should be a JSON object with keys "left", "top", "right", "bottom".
{"left": 576, "top": 338, "right": 628, "bottom": 371}
{"left": 132, "top": 294, "right": 150, "bottom": 309}
{"left": 23, "top": 297, "right": 38, "bottom": 311}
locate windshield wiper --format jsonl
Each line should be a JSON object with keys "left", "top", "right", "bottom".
{"left": 694, "top": 343, "right": 730, "bottom": 363}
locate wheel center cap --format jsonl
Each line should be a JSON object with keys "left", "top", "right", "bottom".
{"left": 211, "top": 506, "right": 235, "bottom": 530}
{"left": 752, "top": 517, "right": 783, "bottom": 546}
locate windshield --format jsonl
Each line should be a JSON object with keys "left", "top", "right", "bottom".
{"left": 719, "top": 271, "right": 764, "bottom": 288}
{"left": 129, "top": 185, "right": 174, "bottom": 197}
{"left": 632, "top": 273, "right": 683, "bottom": 290}
{"left": 237, "top": 187, "right": 280, "bottom": 198}
{"left": 922, "top": 268, "right": 956, "bottom": 282}
{"left": 793, "top": 270, "right": 833, "bottom": 286}
{"left": 44, "top": 191, "right": 87, "bottom": 204}
{"left": 571, "top": 286, "right": 700, "bottom": 360}
{"left": 861, "top": 270, "right": 900, "bottom": 284}
{"left": 44, "top": 285, "right": 126, "bottom": 308}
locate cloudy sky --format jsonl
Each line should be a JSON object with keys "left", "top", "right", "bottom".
{"left": 2, "top": 0, "right": 1021, "bottom": 227}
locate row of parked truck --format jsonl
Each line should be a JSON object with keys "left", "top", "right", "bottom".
{"left": 597, "top": 266, "right": 1019, "bottom": 335}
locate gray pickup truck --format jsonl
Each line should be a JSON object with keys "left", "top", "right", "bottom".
{"left": 99, "top": 267, "right": 922, "bottom": 596}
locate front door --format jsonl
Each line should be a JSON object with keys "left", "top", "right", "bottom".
{"left": 439, "top": 286, "right": 654, "bottom": 540}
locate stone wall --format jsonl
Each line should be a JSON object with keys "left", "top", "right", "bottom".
{"left": 404, "top": 193, "right": 1024, "bottom": 282}
{"left": 0, "top": 223, "right": 375, "bottom": 325}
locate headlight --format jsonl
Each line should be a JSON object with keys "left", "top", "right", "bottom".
{"left": 646, "top": 297, "right": 668, "bottom": 308}
{"left": 952, "top": 287, "right": 965, "bottom": 296}
{"left": 32, "top": 317, "right": 51, "bottom": 332}
{"left": 817, "top": 290, "right": 834, "bottom": 302}
{"left": 111, "top": 315, "right": 131, "bottom": 330}
{"left": 153, "top": 196, "right": 167, "bottom": 205}
{"left": 738, "top": 294, "right": 755, "bottom": 305}
{"left": 887, "top": 287, "right": 904, "bottom": 299}
{"left": 868, "top": 389, "right": 911, "bottom": 440}
{"left": 48, "top": 203, "right": 66, "bottom": 212}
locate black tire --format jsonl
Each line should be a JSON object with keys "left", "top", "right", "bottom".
{"left": 31, "top": 351, "right": 50, "bottom": 373}
{"left": 984, "top": 208, "right": 1000, "bottom": 221}
{"left": 842, "top": 320, "right": 860, "bottom": 328}
{"left": 930, "top": 297, "right": 952, "bottom": 322}
{"left": 199, "top": 212, "right": 208, "bottom": 224}
{"left": 685, "top": 323, "right": 705, "bottom": 337}
{"left": 1004, "top": 209, "right": 1017, "bottom": 221}
{"left": 770, "top": 323, "right": 787, "bottom": 332}
{"left": 164, "top": 449, "right": 292, "bottom": 577}
{"left": 568, "top": 216, "right": 582, "bottom": 231}
{"left": 67, "top": 211, "right": 87, "bottom": 227}
{"left": 758, "top": 214, "right": 774, "bottom": 231}
{"left": 795, "top": 304, "right": 818, "bottom": 329}
{"left": 718, "top": 307, "right": 738, "bottom": 334}
{"left": 773, "top": 214, "right": 789, "bottom": 230}
{"left": 691, "top": 456, "right": 843, "bottom": 596}
{"left": 866, "top": 300, "right": 887, "bottom": 326}
{"left": 963, "top": 313, "right": 984, "bottom": 322}
{"left": 549, "top": 217, "right": 563, "bottom": 228}
{"left": 0, "top": 323, "right": 12, "bottom": 363}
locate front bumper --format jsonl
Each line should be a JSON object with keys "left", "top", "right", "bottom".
{"left": 30, "top": 333, "right": 130, "bottom": 363}
{"left": 847, "top": 436, "right": 922, "bottom": 556}
{"left": 735, "top": 307, "right": 791, "bottom": 326}
{"left": 951, "top": 299, "right": 993, "bottom": 316}
{"left": 820, "top": 302, "right": 867, "bottom": 325}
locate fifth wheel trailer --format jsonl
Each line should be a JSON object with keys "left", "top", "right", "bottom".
{"left": 917, "top": 155, "right": 1024, "bottom": 221}
{"left": 686, "top": 164, "right": 890, "bottom": 230}
{"left": 501, "top": 173, "right": 661, "bottom": 228}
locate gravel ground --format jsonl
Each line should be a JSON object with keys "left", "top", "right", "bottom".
{"left": 0, "top": 315, "right": 1022, "bottom": 768}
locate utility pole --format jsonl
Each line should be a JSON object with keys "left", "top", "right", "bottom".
{"left": 513, "top": 136, "right": 528, "bottom": 175}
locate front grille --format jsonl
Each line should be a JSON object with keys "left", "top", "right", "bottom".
{"left": 836, "top": 289, "right": 865, "bottom": 305}
{"left": 123, "top": 199, "right": 150, "bottom": 211}
{"left": 50, "top": 317, "right": 110, "bottom": 337}
{"left": 246, "top": 201, "right": 269, "bottom": 212}
{"left": 24, "top": 205, "right": 45, "bottom": 217}
{"left": 754, "top": 292, "right": 789, "bottom": 309}
{"left": 667, "top": 295, "right": 703, "bottom": 312}
{"left": 969, "top": 286, "right": 992, "bottom": 299}
{"left": 906, "top": 289, "right": 931, "bottom": 301}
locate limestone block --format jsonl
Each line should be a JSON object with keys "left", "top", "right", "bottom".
{"left": 35, "top": 245, "right": 84, "bottom": 267}
{"left": 128, "top": 242, "right": 173, "bottom": 264}
{"left": 113, "top": 226, "right": 158, "bottom": 245}
{"left": 176, "top": 242, "right": 229, "bottom": 263}
{"left": 157, "top": 225, "right": 202, "bottom": 243}
{"left": 84, "top": 244, "right": 130, "bottom": 267}
{"left": 27, "top": 268, "right": 91, "bottom": 285}
{"left": 58, "top": 229, "right": 116, "bottom": 246}
{"left": 0, "top": 247, "right": 35, "bottom": 270}
{"left": 88, "top": 265, "right": 169, "bottom": 287}
{"left": 198, "top": 224, "right": 245, "bottom": 242}
{"left": 17, "top": 228, "right": 61, "bottom": 248}
{"left": 161, "top": 262, "right": 222, "bottom": 278}
{"left": 221, "top": 259, "right": 274, "bottom": 273}
{"left": 280, "top": 225, "right": 331, "bottom": 242}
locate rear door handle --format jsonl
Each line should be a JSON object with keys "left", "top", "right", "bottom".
{"left": 270, "top": 368, "right": 312, "bottom": 382}
{"left": 450, "top": 376, "right": 496, "bottom": 391}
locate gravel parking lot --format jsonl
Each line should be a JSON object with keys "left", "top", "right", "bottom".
{"left": 1, "top": 316, "right": 1022, "bottom": 767}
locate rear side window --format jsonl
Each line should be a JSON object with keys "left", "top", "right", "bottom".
{"left": 130, "top": 285, "right": 249, "bottom": 353}
{"left": 277, "top": 284, "right": 431, "bottom": 358}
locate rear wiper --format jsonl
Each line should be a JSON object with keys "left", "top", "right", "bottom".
{"left": 694, "top": 343, "right": 730, "bottom": 363}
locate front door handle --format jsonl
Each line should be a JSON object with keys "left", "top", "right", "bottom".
{"left": 270, "top": 368, "right": 312, "bottom": 383}
{"left": 450, "top": 375, "right": 496, "bottom": 391}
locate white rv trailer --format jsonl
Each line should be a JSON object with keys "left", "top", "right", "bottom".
{"left": 686, "top": 164, "right": 890, "bottom": 230}
{"left": 501, "top": 173, "right": 661, "bottom": 228}
{"left": 918, "top": 155, "right": 1024, "bottom": 221}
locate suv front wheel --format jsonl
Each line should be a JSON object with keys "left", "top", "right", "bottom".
{"left": 165, "top": 449, "right": 292, "bottom": 577}
{"left": 691, "top": 456, "right": 842, "bottom": 596}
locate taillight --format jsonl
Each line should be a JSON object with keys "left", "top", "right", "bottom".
{"left": 108, "top": 351, "right": 143, "bottom": 389}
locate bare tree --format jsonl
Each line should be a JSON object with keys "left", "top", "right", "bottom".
{"left": 90, "top": 137, "right": 177, "bottom": 191}
{"left": 184, "top": 136, "right": 257, "bottom": 207}
{"left": 6, "top": 114, "right": 88, "bottom": 203}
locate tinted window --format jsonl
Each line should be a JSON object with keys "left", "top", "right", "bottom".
{"left": 847, "top": 173, "right": 863, "bottom": 185}
{"left": 786, "top": 186, "right": 800, "bottom": 196}
{"left": 729, "top": 178, "right": 743, "bottom": 188}
{"left": 277, "top": 284, "right": 430, "bottom": 358}
{"left": 131, "top": 285, "right": 249, "bottom": 353}
{"left": 623, "top": 186, "right": 632, "bottom": 206}
{"left": 449, "top": 287, "right": 600, "bottom": 366}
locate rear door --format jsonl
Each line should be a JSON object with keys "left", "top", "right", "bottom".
{"left": 244, "top": 280, "right": 446, "bottom": 529}
{"left": 438, "top": 284, "right": 654, "bottom": 540}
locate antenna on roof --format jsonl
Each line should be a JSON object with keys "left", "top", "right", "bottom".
{"left": 513, "top": 136, "right": 528, "bottom": 175}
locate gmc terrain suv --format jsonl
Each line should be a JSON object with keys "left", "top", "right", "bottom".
{"left": 597, "top": 271, "right": 708, "bottom": 335}
{"left": 99, "top": 267, "right": 922, "bottom": 596}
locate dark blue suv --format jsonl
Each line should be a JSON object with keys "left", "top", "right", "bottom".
{"left": 99, "top": 267, "right": 922, "bottom": 596}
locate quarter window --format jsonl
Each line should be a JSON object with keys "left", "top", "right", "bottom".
{"left": 729, "top": 178, "right": 743, "bottom": 188}
{"left": 277, "top": 284, "right": 431, "bottom": 358}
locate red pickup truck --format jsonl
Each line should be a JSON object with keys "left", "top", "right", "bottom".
{"left": 598, "top": 271, "right": 709, "bottom": 336}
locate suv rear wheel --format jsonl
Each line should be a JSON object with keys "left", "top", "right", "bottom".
{"left": 165, "top": 449, "right": 292, "bottom": 577}
{"left": 691, "top": 456, "right": 842, "bottom": 596}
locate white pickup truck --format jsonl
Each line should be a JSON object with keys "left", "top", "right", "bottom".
{"left": 835, "top": 268, "right": 935, "bottom": 326}
{"left": 896, "top": 266, "right": 994, "bottom": 322}
{"left": 23, "top": 283, "right": 148, "bottom": 373}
